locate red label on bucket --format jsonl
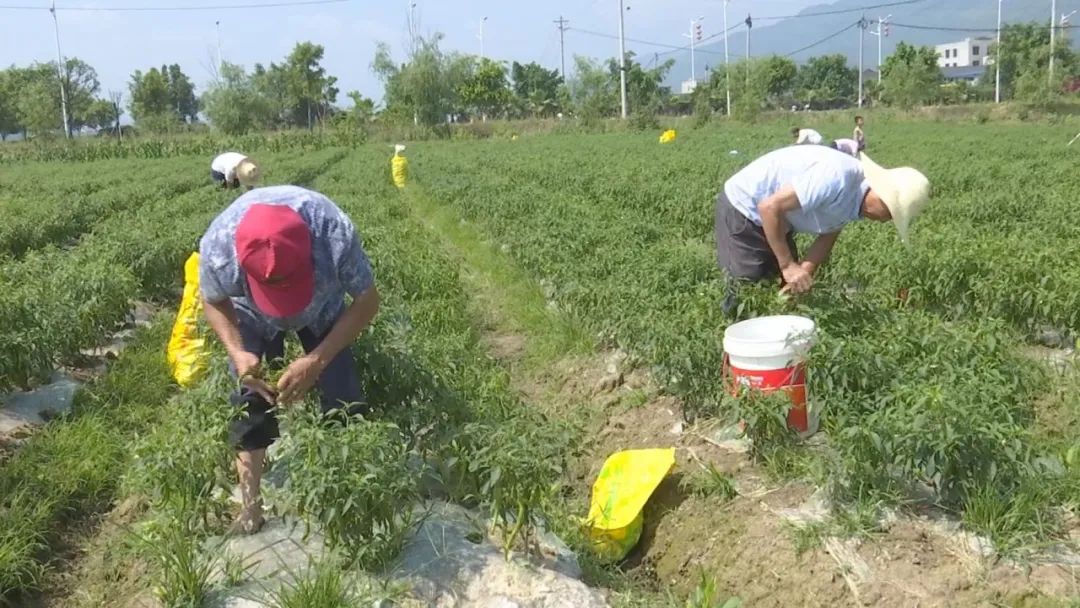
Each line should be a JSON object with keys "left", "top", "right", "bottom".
{"left": 726, "top": 362, "right": 810, "bottom": 433}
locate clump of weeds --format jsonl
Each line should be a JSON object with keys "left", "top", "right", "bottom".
{"left": 680, "top": 461, "right": 737, "bottom": 501}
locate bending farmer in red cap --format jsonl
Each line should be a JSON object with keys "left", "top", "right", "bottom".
{"left": 198, "top": 185, "right": 380, "bottom": 534}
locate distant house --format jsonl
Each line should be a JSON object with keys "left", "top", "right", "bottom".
{"left": 936, "top": 37, "right": 995, "bottom": 68}
{"left": 942, "top": 65, "right": 986, "bottom": 84}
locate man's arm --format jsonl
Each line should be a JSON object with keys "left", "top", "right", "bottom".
{"left": 758, "top": 185, "right": 816, "bottom": 293}
{"left": 800, "top": 231, "right": 842, "bottom": 274}
{"left": 203, "top": 296, "right": 278, "bottom": 402}
{"left": 757, "top": 185, "right": 801, "bottom": 269}
{"left": 202, "top": 297, "right": 246, "bottom": 361}
{"left": 309, "top": 286, "right": 380, "bottom": 367}
{"left": 276, "top": 286, "right": 380, "bottom": 404}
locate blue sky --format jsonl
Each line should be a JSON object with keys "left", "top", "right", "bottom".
{"left": 2, "top": 0, "right": 818, "bottom": 108}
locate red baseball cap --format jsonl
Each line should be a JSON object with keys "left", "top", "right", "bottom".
{"left": 235, "top": 204, "right": 315, "bottom": 318}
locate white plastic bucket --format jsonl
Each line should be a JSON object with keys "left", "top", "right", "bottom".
{"left": 722, "top": 315, "right": 818, "bottom": 436}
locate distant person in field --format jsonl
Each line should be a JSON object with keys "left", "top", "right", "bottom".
{"left": 198, "top": 185, "right": 380, "bottom": 535}
{"left": 714, "top": 145, "right": 930, "bottom": 311}
{"left": 791, "top": 127, "right": 823, "bottom": 145}
{"left": 211, "top": 152, "right": 261, "bottom": 190}
{"left": 831, "top": 138, "right": 860, "bottom": 157}
{"left": 854, "top": 115, "right": 866, "bottom": 151}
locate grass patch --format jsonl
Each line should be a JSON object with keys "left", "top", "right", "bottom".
{"left": 0, "top": 318, "right": 175, "bottom": 600}
{"left": 400, "top": 187, "right": 593, "bottom": 368}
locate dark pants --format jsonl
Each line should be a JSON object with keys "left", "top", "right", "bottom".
{"left": 228, "top": 320, "right": 366, "bottom": 451}
{"left": 211, "top": 169, "right": 240, "bottom": 189}
{"left": 714, "top": 192, "right": 798, "bottom": 314}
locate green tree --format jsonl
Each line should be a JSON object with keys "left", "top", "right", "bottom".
{"left": 16, "top": 66, "right": 62, "bottom": 136}
{"left": 510, "top": 61, "right": 563, "bottom": 117}
{"left": 6, "top": 59, "right": 100, "bottom": 136}
{"left": 608, "top": 52, "right": 675, "bottom": 119}
{"left": 881, "top": 42, "right": 943, "bottom": 108}
{"left": 757, "top": 56, "right": 798, "bottom": 103}
{"left": 566, "top": 56, "right": 617, "bottom": 122}
{"left": 59, "top": 58, "right": 101, "bottom": 133}
{"left": 164, "top": 64, "right": 199, "bottom": 122}
{"left": 986, "top": 22, "right": 1077, "bottom": 101}
{"left": 458, "top": 58, "right": 512, "bottom": 120}
{"left": 84, "top": 98, "right": 117, "bottom": 131}
{"left": 0, "top": 67, "right": 27, "bottom": 138}
{"left": 201, "top": 61, "right": 275, "bottom": 135}
{"left": 796, "top": 54, "right": 857, "bottom": 106}
{"left": 372, "top": 34, "right": 472, "bottom": 126}
{"left": 283, "top": 42, "right": 338, "bottom": 129}
{"left": 129, "top": 67, "right": 177, "bottom": 131}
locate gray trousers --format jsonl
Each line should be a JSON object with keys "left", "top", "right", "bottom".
{"left": 714, "top": 192, "right": 798, "bottom": 282}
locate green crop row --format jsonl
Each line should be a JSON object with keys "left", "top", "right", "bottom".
{"left": 0, "top": 157, "right": 206, "bottom": 258}
{"left": 0, "top": 148, "right": 348, "bottom": 391}
{"left": 11, "top": 147, "right": 580, "bottom": 603}
{"left": 0, "top": 321, "right": 177, "bottom": 599}
{"left": 0, "top": 129, "right": 368, "bottom": 164}
{"left": 408, "top": 125, "right": 1076, "bottom": 533}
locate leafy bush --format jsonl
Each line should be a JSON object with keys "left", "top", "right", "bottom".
{"left": 273, "top": 405, "right": 419, "bottom": 570}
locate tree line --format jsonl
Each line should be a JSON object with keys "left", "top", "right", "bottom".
{"left": 0, "top": 21, "right": 1075, "bottom": 140}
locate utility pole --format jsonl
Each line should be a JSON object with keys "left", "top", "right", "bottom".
{"left": 479, "top": 16, "right": 488, "bottom": 59}
{"left": 683, "top": 16, "right": 704, "bottom": 88}
{"left": 618, "top": 0, "right": 628, "bottom": 119}
{"left": 555, "top": 16, "right": 569, "bottom": 80}
{"left": 995, "top": 0, "right": 1002, "bottom": 103}
{"left": 869, "top": 15, "right": 891, "bottom": 83}
{"left": 1050, "top": 0, "right": 1057, "bottom": 85}
{"left": 745, "top": 13, "right": 751, "bottom": 87}
{"left": 858, "top": 15, "right": 868, "bottom": 108}
{"left": 215, "top": 20, "right": 223, "bottom": 70}
{"left": 49, "top": 0, "right": 71, "bottom": 139}
{"left": 723, "top": 0, "right": 731, "bottom": 116}
{"left": 407, "top": 1, "right": 419, "bottom": 54}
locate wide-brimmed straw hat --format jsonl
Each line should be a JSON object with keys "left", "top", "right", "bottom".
{"left": 236, "top": 159, "right": 261, "bottom": 187}
{"left": 859, "top": 152, "right": 931, "bottom": 243}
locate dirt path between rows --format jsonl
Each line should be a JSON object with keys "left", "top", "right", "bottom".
{"left": 403, "top": 187, "right": 1080, "bottom": 608}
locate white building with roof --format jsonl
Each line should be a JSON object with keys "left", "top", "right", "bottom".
{"left": 936, "top": 37, "right": 995, "bottom": 68}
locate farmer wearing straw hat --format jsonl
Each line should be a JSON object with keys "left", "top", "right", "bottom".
{"left": 198, "top": 185, "right": 380, "bottom": 534}
{"left": 714, "top": 145, "right": 930, "bottom": 312}
{"left": 211, "top": 151, "right": 261, "bottom": 190}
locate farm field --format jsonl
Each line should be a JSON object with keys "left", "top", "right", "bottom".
{"left": 3, "top": 120, "right": 1080, "bottom": 607}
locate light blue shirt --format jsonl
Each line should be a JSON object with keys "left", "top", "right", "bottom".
{"left": 724, "top": 145, "right": 869, "bottom": 235}
{"left": 199, "top": 185, "right": 374, "bottom": 339}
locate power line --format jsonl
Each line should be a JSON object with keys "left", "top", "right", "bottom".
{"left": 754, "top": 0, "right": 925, "bottom": 22}
{"left": 567, "top": 26, "right": 730, "bottom": 56}
{"left": 0, "top": 0, "right": 348, "bottom": 11}
{"left": 784, "top": 20, "right": 861, "bottom": 57}
{"left": 890, "top": 21, "right": 1080, "bottom": 33}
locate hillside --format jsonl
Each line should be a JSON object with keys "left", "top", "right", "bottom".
{"left": 665, "top": 0, "right": 1064, "bottom": 83}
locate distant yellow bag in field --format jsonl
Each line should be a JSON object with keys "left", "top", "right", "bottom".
{"left": 659, "top": 129, "right": 677, "bottom": 144}
{"left": 586, "top": 448, "right": 676, "bottom": 562}
{"left": 392, "top": 144, "right": 408, "bottom": 189}
{"left": 167, "top": 252, "right": 207, "bottom": 388}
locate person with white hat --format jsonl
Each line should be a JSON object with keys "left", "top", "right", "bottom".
{"left": 211, "top": 151, "right": 261, "bottom": 190}
{"left": 714, "top": 145, "right": 930, "bottom": 310}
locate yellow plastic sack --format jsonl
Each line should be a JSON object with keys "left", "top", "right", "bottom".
{"left": 586, "top": 448, "right": 676, "bottom": 562}
{"left": 391, "top": 144, "right": 408, "bottom": 189}
{"left": 659, "top": 129, "right": 677, "bottom": 144}
{"left": 166, "top": 252, "right": 207, "bottom": 388}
